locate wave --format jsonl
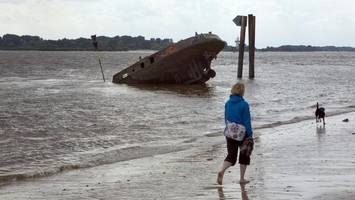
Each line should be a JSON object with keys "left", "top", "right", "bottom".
{"left": 0, "top": 143, "right": 192, "bottom": 187}
{"left": 204, "top": 106, "right": 355, "bottom": 135}
{"left": 256, "top": 106, "right": 355, "bottom": 129}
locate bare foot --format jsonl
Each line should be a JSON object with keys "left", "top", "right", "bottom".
{"left": 217, "top": 172, "right": 224, "bottom": 185}
{"left": 239, "top": 179, "right": 250, "bottom": 184}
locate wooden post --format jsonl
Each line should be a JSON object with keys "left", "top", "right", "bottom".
{"left": 237, "top": 16, "right": 247, "bottom": 79}
{"left": 248, "top": 14, "right": 256, "bottom": 79}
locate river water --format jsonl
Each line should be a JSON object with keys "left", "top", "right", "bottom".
{"left": 1, "top": 50, "right": 355, "bottom": 185}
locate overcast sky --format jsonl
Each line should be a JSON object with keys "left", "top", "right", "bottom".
{"left": 1, "top": 0, "right": 355, "bottom": 48}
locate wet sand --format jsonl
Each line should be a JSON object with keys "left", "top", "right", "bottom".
{"left": 1, "top": 113, "right": 355, "bottom": 199}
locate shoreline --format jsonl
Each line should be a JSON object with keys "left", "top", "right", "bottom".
{"left": 1, "top": 108, "right": 355, "bottom": 188}
{"left": 1, "top": 112, "right": 355, "bottom": 199}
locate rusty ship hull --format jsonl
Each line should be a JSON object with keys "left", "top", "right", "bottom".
{"left": 112, "top": 33, "right": 226, "bottom": 84}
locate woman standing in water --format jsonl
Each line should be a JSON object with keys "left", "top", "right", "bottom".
{"left": 217, "top": 82, "right": 253, "bottom": 185}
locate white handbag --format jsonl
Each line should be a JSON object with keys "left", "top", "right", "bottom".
{"left": 224, "top": 120, "right": 246, "bottom": 141}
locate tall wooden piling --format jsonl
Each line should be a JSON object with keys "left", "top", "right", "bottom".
{"left": 237, "top": 16, "right": 247, "bottom": 78}
{"left": 248, "top": 14, "right": 256, "bottom": 79}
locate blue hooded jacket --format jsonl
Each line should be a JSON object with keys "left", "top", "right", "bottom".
{"left": 224, "top": 95, "right": 253, "bottom": 138}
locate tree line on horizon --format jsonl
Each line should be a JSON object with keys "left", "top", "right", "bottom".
{"left": 261, "top": 45, "right": 355, "bottom": 52}
{"left": 0, "top": 34, "right": 354, "bottom": 52}
{"left": 0, "top": 34, "right": 174, "bottom": 51}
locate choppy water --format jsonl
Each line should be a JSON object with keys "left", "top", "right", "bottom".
{"left": 1, "top": 50, "right": 355, "bottom": 185}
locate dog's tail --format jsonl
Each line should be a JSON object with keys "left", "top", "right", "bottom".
{"left": 316, "top": 102, "right": 319, "bottom": 109}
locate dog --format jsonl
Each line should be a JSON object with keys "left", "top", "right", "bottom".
{"left": 315, "top": 102, "right": 325, "bottom": 125}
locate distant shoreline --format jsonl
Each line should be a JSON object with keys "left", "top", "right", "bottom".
{"left": 259, "top": 45, "right": 355, "bottom": 52}
{"left": 2, "top": 49, "right": 355, "bottom": 53}
{"left": 1, "top": 34, "right": 355, "bottom": 52}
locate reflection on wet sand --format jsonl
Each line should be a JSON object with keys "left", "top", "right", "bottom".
{"left": 316, "top": 125, "right": 326, "bottom": 134}
{"left": 127, "top": 83, "right": 216, "bottom": 97}
{"left": 240, "top": 184, "right": 249, "bottom": 200}
{"left": 316, "top": 125, "right": 326, "bottom": 145}
{"left": 217, "top": 187, "right": 225, "bottom": 200}
{"left": 217, "top": 184, "right": 249, "bottom": 200}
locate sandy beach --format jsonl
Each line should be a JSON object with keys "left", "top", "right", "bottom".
{"left": 1, "top": 112, "right": 355, "bottom": 200}
{"left": 2, "top": 0, "right": 355, "bottom": 199}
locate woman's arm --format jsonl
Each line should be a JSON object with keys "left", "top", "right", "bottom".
{"left": 243, "top": 103, "right": 253, "bottom": 138}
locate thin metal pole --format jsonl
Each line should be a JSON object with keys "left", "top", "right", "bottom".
{"left": 91, "top": 35, "right": 106, "bottom": 82}
{"left": 98, "top": 57, "right": 105, "bottom": 82}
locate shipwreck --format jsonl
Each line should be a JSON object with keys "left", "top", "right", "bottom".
{"left": 112, "top": 32, "right": 226, "bottom": 84}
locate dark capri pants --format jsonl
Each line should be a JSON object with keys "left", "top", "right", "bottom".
{"left": 225, "top": 137, "right": 251, "bottom": 166}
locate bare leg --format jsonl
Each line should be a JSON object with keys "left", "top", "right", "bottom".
{"left": 239, "top": 164, "right": 250, "bottom": 184}
{"left": 323, "top": 117, "right": 325, "bottom": 125}
{"left": 217, "top": 161, "right": 232, "bottom": 185}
